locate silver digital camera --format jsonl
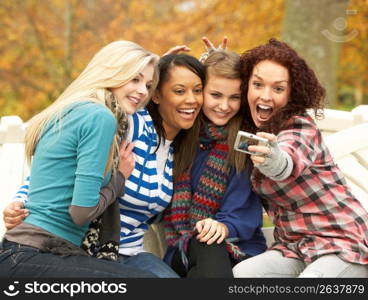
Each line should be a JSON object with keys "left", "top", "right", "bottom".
{"left": 234, "top": 131, "right": 269, "bottom": 155}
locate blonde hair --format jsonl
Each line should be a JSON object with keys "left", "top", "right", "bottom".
{"left": 204, "top": 50, "right": 247, "bottom": 173}
{"left": 25, "top": 40, "right": 159, "bottom": 173}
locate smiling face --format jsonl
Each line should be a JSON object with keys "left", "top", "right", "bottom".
{"left": 247, "top": 60, "right": 290, "bottom": 128}
{"left": 154, "top": 66, "right": 203, "bottom": 140}
{"left": 110, "top": 63, "right": 154, "bottom": 115}
{"left": 203, "top": 74, "right": 241, "bottom": 126}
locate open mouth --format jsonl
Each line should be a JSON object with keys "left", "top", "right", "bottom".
{"left": 177, "top": 108, "right": 197, "bottom": 119}
{"left": 256, "top": 104, "right": 273, "bottom": 121}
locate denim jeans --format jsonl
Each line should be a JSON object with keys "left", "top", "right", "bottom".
{"left": 0, "top": 239, "right": 156, "bottom": 278}
{"left": 119, "top": 252, "right": 179, "bottom": 278}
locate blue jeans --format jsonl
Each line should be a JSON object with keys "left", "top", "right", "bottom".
{"left": 0, "top": 239, "right": 156, "bottom": 278}
{"left": 119, "top": 252, "right": 179, "bottom": 278}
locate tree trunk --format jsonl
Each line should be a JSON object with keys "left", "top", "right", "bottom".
{"left": 354, "top": 84, "right": 363, "bottom": 106}
{"left": 282, "top": 0, "right": 349, "bottom": 108}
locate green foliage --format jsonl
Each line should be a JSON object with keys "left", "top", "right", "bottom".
{"left": 263, "top": 213, "right": 274, "bottom": 228}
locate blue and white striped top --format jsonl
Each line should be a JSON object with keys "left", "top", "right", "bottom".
{"left": 119, "top": 108, "right": 173, "bottom": 255}
{"left": 12, "top": 108, "right": 174, "bottom": 256}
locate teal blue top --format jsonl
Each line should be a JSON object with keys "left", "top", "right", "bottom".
{"left": 24, "top": 101, "right": 116, "bottom": 246}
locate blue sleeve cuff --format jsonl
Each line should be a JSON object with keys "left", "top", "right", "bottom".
{"left": 220, "top": 220, "right": 237, "bottom": 239}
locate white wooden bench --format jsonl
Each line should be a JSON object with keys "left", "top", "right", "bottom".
{"left": 1, "top": 105, "right": 368, "bottom": 258}
{"left": 314, "top": 105, "right": 368, "bottom": 212}
{"left": 0, "top": 116, "right": 28, "bottom": 240}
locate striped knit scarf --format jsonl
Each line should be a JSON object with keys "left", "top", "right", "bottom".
{"left": 164, "top": 122, "right": 246, "bottom": 268}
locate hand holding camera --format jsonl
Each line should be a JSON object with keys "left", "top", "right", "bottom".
{"left": 234, "top": 131, "right": 293, "bottom": 181}
{"left": 234, "top": 131, "right": 276, "bottom": 164}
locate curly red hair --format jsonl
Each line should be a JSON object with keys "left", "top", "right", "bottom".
{"left": 239, "top": 38, "right": 326, "bottom": 134}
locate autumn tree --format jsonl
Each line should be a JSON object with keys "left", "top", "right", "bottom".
{"left": 0, "top": 0, "right": 284, "bottom": 120}
{"left": 338, "top": 0, "right": 368, "bottom": 107}
{"left": 282, "top": 0, "right": 350, "bottom": 108}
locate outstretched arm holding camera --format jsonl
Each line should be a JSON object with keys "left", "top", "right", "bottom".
{"left": 232, "top": 39, "right": 368, "bottom": 278}
{"left": 248, "top": 132, "right": 293, "bottom": 181}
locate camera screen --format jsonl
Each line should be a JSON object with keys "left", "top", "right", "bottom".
{"left": 237, "top": 135, "right": 260, "bottom": 151}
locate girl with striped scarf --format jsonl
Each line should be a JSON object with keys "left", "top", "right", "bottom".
{"left": 163, "top": 47, "right": 267, "bottom": 278}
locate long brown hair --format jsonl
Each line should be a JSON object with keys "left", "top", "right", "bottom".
{"left": 240, "top": 38, "right": 326, "bottom": 183}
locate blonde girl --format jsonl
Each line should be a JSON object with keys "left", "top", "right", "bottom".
{"left": 0, "top": 40, "right": 159, "bottom": 278}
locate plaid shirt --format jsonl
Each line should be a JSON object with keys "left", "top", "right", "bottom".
{"left": 252, "top": 115, "right": 368, "bottom": 264}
